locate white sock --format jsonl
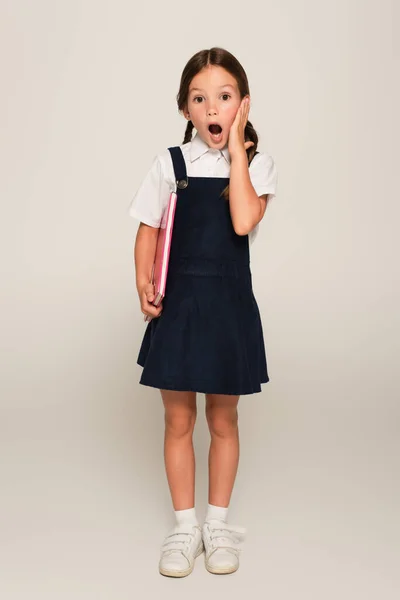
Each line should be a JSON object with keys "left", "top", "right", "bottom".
{"left": 174, "top": 507, "right": 199, "bottom": 526}
{"left": 206, "top": 503, "right": 228, "bottom": 523}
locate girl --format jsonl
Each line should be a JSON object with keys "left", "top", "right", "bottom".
{"left": 129, "top": 47, "right": 277, "bottom": 577}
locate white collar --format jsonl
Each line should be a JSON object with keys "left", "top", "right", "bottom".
{"left": 189, "top": 131, "right": 231, "bottom": 164}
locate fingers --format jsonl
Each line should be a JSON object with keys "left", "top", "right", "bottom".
{"left": 142, "top": 305, "right": 163, "bottom": 320}
{"left": 236, "top": 96, "right": 250, "bottom": 131}
{"left": 233, "top": 103, "right": 242, "bottom": 126}
{"left": 229, "top": 97, "right": 251, "bottom": 153}
{"left": 141, "top": 292, "right": 163, "bottom": 320}
{"left": 139, "top": 282, "right": 163, "bottom": 321}
{"left": 142, "top": 300, "right": 163, "bottom": 318}
{"left": 242, "top": 96, "right": 250, "bottom": 125}
{"left": 233, "top": 96, "right": 250, "bottom": 128}
{"left": 143, "top": 282, "right": 155, "bottom": 303}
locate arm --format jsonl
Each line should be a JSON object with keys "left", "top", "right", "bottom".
{"left": 229, "top": 148, "right": 268, "bottom": 235}
{"left": 129, "top": 153, "right": 171, "bottom": 319}
{"left": 134, "top": 222, "right": 163, "bottom": 319}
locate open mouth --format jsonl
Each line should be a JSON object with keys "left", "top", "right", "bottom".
{"left": 208, "top": 123, "right": 223, "bottom": 142}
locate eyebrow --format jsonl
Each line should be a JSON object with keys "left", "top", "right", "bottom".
{"left": 189, "top": 84, "right": 236, "bottom": 93}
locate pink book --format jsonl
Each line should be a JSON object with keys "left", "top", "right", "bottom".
{"left": 144, "top": 191, "right": 177, "bottom": 322}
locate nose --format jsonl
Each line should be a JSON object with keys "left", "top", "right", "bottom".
{"left": 207, "top": 105, "right": 217, "bottom": 116}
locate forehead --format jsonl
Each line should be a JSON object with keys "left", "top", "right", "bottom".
{"left": 189, "top": 65, "right": 239, "bottom": 93}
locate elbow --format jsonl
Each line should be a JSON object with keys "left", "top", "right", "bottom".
{"left": 233, "top": 221, "right": 253, "bottom": 236}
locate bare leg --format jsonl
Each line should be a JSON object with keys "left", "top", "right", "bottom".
{"left": 160, "top": 389, "right": 197, "bottom": 510}
{"left": 205, "top": 394, "right": 240, "bottom": 507}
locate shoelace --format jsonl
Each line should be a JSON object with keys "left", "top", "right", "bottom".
{"left": 205, "top": 521, "right": 246, "bottom": 554}
{"left": 161, "top": 524, "right": 199, "bottom": 556}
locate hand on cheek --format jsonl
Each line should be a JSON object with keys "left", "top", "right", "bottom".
{"left": 228, "top": 96, "right": 254, "bottom": 157}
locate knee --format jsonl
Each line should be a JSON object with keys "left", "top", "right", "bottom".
{"left": 206, "top": 406, "right": 238, "bottom": 438}
{"left": 165, "top": 407, "right": 197, "bottom": 438}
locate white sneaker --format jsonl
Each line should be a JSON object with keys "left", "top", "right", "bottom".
{"left": 202, "top": 519, "right": 246, "bottom": 574}
{"left": 159, "top": 523, "right": 204, "bottom": 577}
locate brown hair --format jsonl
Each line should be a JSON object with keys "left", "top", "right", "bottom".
{"left": 176, "top": 47, "right": 258, "bottom": 200}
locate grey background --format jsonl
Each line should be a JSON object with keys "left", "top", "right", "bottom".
{"left": 1, "top": 0, "right": 399, "bottom": 598}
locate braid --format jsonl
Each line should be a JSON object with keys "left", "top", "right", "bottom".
{"left": 245, "top": 120, "right": 259, "bottom": 163}
{"left": 221, "top": 119, "right": 259, "bottom": 201}
{"left": 183, "top": 120, "right": 194, "bottom": 144}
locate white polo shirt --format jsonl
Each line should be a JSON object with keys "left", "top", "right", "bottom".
{"left": 128, "top": 132, "right": 277, "bottom": 245}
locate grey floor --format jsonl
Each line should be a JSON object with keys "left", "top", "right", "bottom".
{"left": 1, "top": 371, "right": 398, "bottom": 600}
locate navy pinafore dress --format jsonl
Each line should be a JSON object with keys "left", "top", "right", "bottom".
{"left": 137, "top": 146, "right": 269, "bottom": 395}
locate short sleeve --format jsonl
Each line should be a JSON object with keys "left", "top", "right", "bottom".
{"left": 128, "top": 155, "right": 171, "bottom": 227}
{"left": 249, "top": 152, "right": 278, "bottom": 201}
{"left": 248, "top": 152, "right": 278, "bottom": 245}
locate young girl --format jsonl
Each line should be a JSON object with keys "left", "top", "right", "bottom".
{"left": 129, "top": 47, "right": 277, "bottom": 577}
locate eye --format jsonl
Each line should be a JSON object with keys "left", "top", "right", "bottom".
{"left": 221, "top": 94, "right": 231, "bottom": 101}
{"left": 193, "top": 96, "right": 203, "bottom": 103}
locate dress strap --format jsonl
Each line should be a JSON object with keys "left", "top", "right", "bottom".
{"left": 168, "top": 146, "right": 189, "bottom": 189}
